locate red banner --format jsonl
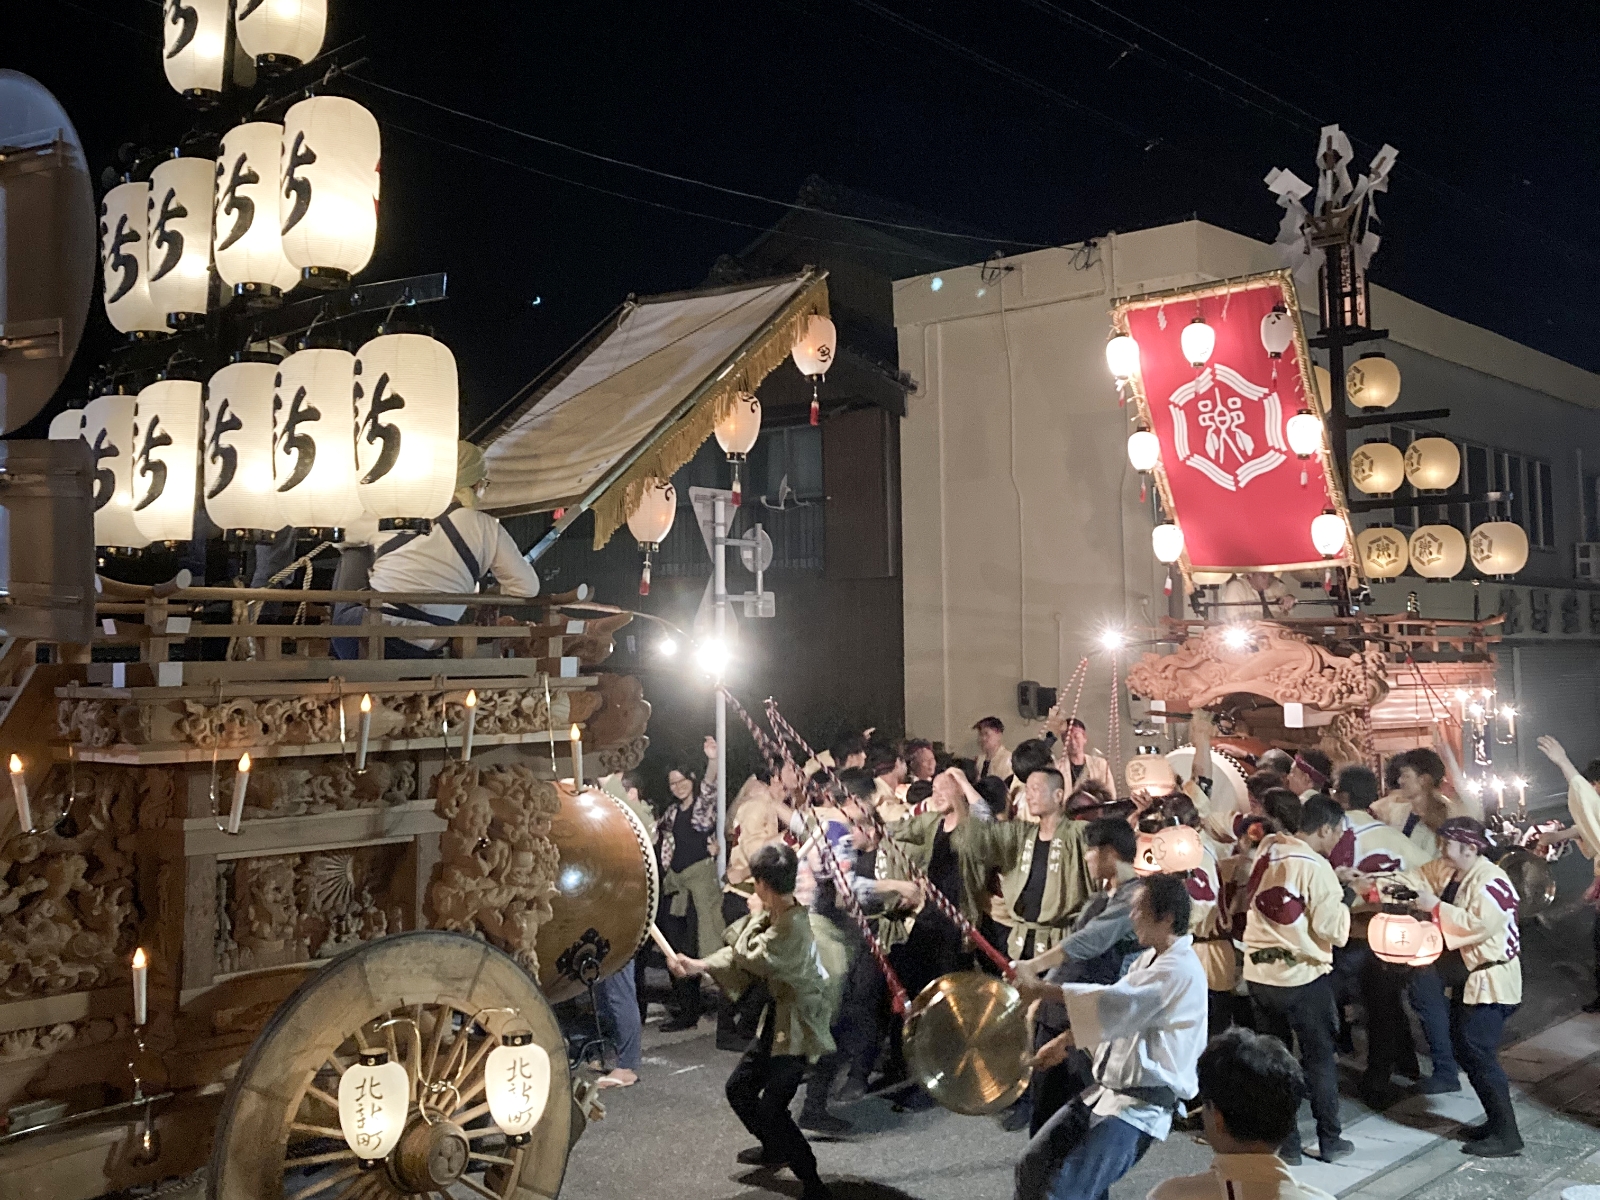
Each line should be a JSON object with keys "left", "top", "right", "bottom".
{"left": 1119, "top": 275, "right": 1345, "bottom": 573}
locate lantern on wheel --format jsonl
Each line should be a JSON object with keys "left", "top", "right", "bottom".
{"left": 791, "top": 313, "right": 836, "bottom": 426}
{"left": 352, "top": 332, "right": 460, "bottom": 526}
{"left": 204, "top": 357, "right": 283, "bottom": 535}
{"left": 131, "top": 379, "right": 203, "bottom": 544}
{"left": 234, "top": 0, "right": 327, "bottom": 73}
{"left": 337, "top": 1050, "right": 409, "bottom": 1165}
{"left": 271, "top": 347, "right": 366, "bottom": 531}
{"left": 714, "top": 392, "right": 761, "bottom": 507}
{"left": 280, "top": 97, "right": 382, "bottom": 289}
{"left": 485, "top": 1033, "right": 552, "bottom": 1145}
{"left": 626, "top": 479, "right": 676, "bottom": 597}
{"left": 146, "top": 155, "right": 215, "bottom": 328}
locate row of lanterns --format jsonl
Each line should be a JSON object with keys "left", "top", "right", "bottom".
{"left": 101, "top": 97, "right": 381, "bottom": 334}
{"left": 50, "top": 333, "right": 458, "bottom": 546}
{"left": 1354, "top": 519, "right": 1529, "bottom": 580}
{"left": 163, "top": 0, "right": 327, "bottom": 99}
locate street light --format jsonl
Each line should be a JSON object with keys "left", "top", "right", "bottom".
{"left": 656, "top": 636, "right": 679, "bottom": 658}
{"left": 695, "top": 638, "right": 730, "bottom": 677}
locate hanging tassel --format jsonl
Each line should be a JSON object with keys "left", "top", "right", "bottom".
{"left": 809, "top": 385, "right": 820, "bottom": 427}
{"left": 639, "top": 554, "right": 652, "bottom": 597}
{"left": 1139, "top": 479, "right": 1147, "bottom": 503}
{"left": 731, "top": 463, "right": 742, "bottom": 509}
{"left": 1164, "top": 569, "right": 1173, "bottom": 597}
{"left": 1300, "top": 465, "right": 1308, "bottom": 486}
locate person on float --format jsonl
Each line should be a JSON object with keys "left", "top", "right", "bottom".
{"left": 667, "top": 843, "right": 837, "bottom": 1200}
{"left": 1149, "top": 1027, "right": 1336, "bottom": 1200}
{"left": 1240, "top": 791, "right": 1353, "bottom": 1164}
{"left": 975, "top": 715, "right": 1013, "bottom": 783}
{"left": 1532, "top": 735, "right": 1600, "bottom": 1013}
{"left": 1216, "top": 572, "right": 1296, "bottom": 619}
{"left": 1287, "top": 749, "right": 1333, "bottom": 801}
{"left": 331, "top": 441, "right": 540, "bottom": 660}
{"left": 1378, "top": 817, "right": 1524, "bottom": 1157}
{"left": 1011, "top": 874, "right": 1208, "bottom": 1200}
{"left": 654, "top": 738, "right": 723, "bottom": 1032}
{"left": 1325, "top": 765, "right": 1432, "bottom": 1107}
{"left": 1044, "top": 707, "right": 1115, "bottom": 794}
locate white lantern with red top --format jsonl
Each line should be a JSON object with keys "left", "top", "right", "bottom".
{"left": 627, "top": 478, "right": 677, "bottom": 596}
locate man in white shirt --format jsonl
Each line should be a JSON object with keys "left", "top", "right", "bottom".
{"left": 1148, "top": 1028, "right": 1335, "bottom": 1200}
{"left": 975, "top": 716, "right": 1013, "bottom": 783}
{"left": 1012, "top": 874, "right": 1208, "bottom": 1200}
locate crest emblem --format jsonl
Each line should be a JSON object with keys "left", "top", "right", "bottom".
{"left": 1167, "top": 363, "right": 1287, "bottom": 491}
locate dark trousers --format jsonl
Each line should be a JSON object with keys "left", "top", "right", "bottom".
{"left": 1408, "top": 967, "right": 1460, "bottom": 1082}
{"left": 727, "top": 1030, "right": 822, "bottom": 1188}
{"left": 1451, "top": 999, "right": 1516, "bottom": 1123}
{"left": 832, "top": 941, "right": 887, "bottom": 1085}
{"left": 1355, "top": 944, "right": 1418, "bottom": 1087}
{"left": 1027, "top": 1049, "right": 1092, "bottom": 1137}
{"left": 1249, "top": 976, "right": 1342, "bottom": 1154}
{"left": 657, "top": 906, "right": 703, "bottom": 1020}
{"left": 1207, "top": 988, "right": 1252, "bottom": 1037}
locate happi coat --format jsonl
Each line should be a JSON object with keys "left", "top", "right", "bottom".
{"left": 1241, "top": 833, "right": 1350, "bottom": 988}
{"left": 953, "top": 817, "right": 1094, "bottom": 958}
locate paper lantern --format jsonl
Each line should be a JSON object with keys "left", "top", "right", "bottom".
{"left": 214, "top": 122, "right": 302, "bottom": 298}
{"left": 1404, "top": 437, "right": 1460, "bottom": 491}
{"left": 1409, "top": 524, "right": 1467, "bottom": 579}
{"left": 82, "top": 392, "right": 151, "bottom": 548}
{"left": 131, "top": 380, "right": 202, "bottom": 543}
{"left": 1106, "top": 334, "right": 1140, "bottom": 379}
{"left": 337, "top": 1051, "right": 409, "bottom": 1162}
{"left": 1355, "top": 525, "right": 1407, "bottom": 580}
{"left": 1152, "top": 523, "right": 1184, "bottom": 564}
{"left": 1127, "top": 428, "right": 1160, "bottom": 472}
{"left": 48, "top": 410, "right": 85, "bottom": 441}
{"left": 1311, "top": 509, "right": 1348, "bottom": 558}
{"left": 792, "top": 313, "right": 837, "bottom": 426}
{"left": 352, "top": 333, "right": 460, "bottom": 523}
{"left": 1369, "top": 910, "right": 1443, "bottom": 966}
{"left": 1192, "top": 571, "right": 1230, "bottom": 586}
{"left": 1135, "top": 824, "right": 1204, "bottom": 877}
{"left": 1350, "top": 440, "right": 1404, "bottom": 495}
{"left": 99, "top": 182, "right": 166, "bottom": 335}
{"left": 146, "top": 156, "right": 214, "bottom": 325}
{"left": 271, "top": 348, "right": 365, "bottom": 529}
{"left": 714, "top": 391, "right": 761, "bottom": 507}
{"left": 279, "top": 97, "right": 382, "bottom": 286}
{"left": 1469, "top": 521, "right": 1529, "bottom": 577}
{"left": 204, "top": 360, "right": 283, "bottom": 532}
{"left": 1260, "top": 305, "right": 1294, "bottom": 358}
{"left": 626, "top": 478, "right": 676, "bottom": 597}
{"left": 1126, "top": 746, "right": 1176, "bottom": 796}
{"left": 1286, "top": 409, "right": 1322, "bottom": 457}
{"left": 1180, "top": 317, "right": 1215, "bottom": 368}
{"left": 1347, "top": 354, "right": 1401, "bottom": 410}
{"left": 485, "top": 1034, "right": 552, "bottom": 1143}
{"left": 234, "top": 0, "right": 327, "bottom": 70}
{"left": 1310, "top": 364, "right": 1330, "bottom": 411}
{"left": 162, "top": 0, "right": 229, "bottom": 99}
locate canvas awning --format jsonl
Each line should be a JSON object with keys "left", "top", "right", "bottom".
{"left": 478, "top": 269, "right": 829, "bottom": 550}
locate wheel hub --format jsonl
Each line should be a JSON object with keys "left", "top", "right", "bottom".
{"left": 388, "top": 1115, "right": 470, "bottom": 1192}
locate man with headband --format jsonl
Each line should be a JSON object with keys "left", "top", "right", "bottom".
{"left": 1382, "top": 817, "right": 1523, "bottom": 1157}
{"left": 1288, "top": 749, "right": 1333, "bottom": 801}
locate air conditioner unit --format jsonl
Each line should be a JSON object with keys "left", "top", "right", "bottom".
{"left": 1577, "top": 543, "right": 1600, "bottom": 581}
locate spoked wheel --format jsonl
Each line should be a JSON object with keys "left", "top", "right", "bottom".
{"left": 210, "top": 931, "right": 573, "bottom": 1200}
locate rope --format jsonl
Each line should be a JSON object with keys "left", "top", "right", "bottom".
{"left": 1064, "top": 656, "right": 1090, "bottom": 725}
{"left": 246, "top": 541, "right": 337, "bottom": 629}
{"left": 1107, "top": 650, "right": 1124, "bottom": 797}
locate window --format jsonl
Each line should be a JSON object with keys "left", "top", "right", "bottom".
{"left": 1533, "top": 459, "right": 1555, "bottom": 548}
{"left": 1584, "top": 472, "right": 1600, "bottom": 543}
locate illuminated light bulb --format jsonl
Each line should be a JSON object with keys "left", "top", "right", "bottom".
{"left": 485, "top": 1034, "right": 552, "bottom": 1144}
{"left": 657, "top": 637, "right": 679, "bottom": 658}
{"left": 1127, "top": 428, "right": 1160, "bottom": 473}
{"left": 1105, "top": 334, "right": 1140, "bottom": 380}
{"left": 1180, "top": 317, "right": 1215, "bottom": 368}
{"left": 1222, "top": 626, "right": 1251, "bottom": 650}
{"left": 1099, "top": 629, "right": 1126, "bottom": 651}
{"left": 695, "top": 638, "right": 730, "bottom": 676}
{"left": 930, "top": 277, "right": 944, "bottom": 292}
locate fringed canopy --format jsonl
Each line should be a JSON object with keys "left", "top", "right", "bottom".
{"left": 479, "top": 270, "right": 829, "bottom": 550}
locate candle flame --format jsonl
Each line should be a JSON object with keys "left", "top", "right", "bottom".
{"left": 132, "top": 947, "right": 147, "bottom": 969}
{"left": 360, "top": 694, "right": 372, "bottom": 713}
{"left": 570, "top": 724, "right": 581, "bottom": 741}
{"left": 8, "top": 754, "right": 20, "bottom": 774}
{"left": 238, "top": 752, "right": 252, "bottom": 772}
{"left": 465, "top": 690, "right": 477, "bottom": 708}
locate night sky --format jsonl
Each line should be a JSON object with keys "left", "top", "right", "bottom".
{"left": 17, "top": 0, "right": 1600, "bottom": 433}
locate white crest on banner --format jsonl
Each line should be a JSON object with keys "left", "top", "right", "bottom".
{"left": 1167, "top": 363, "right": 1286, "bottom": 492}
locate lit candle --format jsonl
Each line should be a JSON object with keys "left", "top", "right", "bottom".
{"left": 131, "top": 946, "right": 148, "bottom": 1027}
{"left": 570, "top": 724, "right": 583, "bottom": 784}
{"left": 463, "top": 690, "right": 477, "bottom": 763}
{"left": 8, "top": 754, "right": 31, "bottom": 833}
{"left": 1499, "top": 705, "right": 1517, "bottom": 741}
{"left": 1490, "top": 776, "right": 1505, "bottom": 813}
{"left": 357, "top": 694, "right": 372, "bottom": 773}
{"left": 1513, "top": 775, "right": 1527, "bottom": 815}
{"left": 227, "top": 753, "right": 252, "bottom": 834}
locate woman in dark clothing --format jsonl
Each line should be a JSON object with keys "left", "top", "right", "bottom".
{"left": 655, "top": 737, "right": 722, "bottom": 1031}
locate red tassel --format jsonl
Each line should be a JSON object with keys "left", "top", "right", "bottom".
{"left": 1299, "top": 466, "right": 1308, "bottom": 486}
{"left": 1139, "top": 480, "right": 1147, "bottom": 503}
{"left": 1164, "top": 570, "right": 1173, "bottom": 597}
{"left": 731, "top": 465, "right": 741, "bottom": 508}
{"left": 809, "top": 396, "right": 820, "bottom": 426}
{"left": 552, "top": 507, "right": 565, "bottom": 520}
{"left": 639, "top": 558, "right": 651, "bottom": 597}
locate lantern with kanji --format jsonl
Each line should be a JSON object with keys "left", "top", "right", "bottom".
{"left": 161, "top": 0, "right": 229, "bottom": 101}
{"left": 279, "top": 97, "right": 382, "bottom": 288}
{"left": 82, "top": 390, "right": 151, "bottom": 549}
{"left": 214, "top": 122, "right": 302, "bottom": 299}
{"left": 131, "top": 379, "right": 203, "bottom": 543}
{"left": 48, "top": 409, "right": 85, "bottom": 441}
{"left": 627, "top": 478, "right": 676, "bottom": 596}
{"left": 146, "top": 155, "right": 215, "bottom": 326}
{"left": 234, "top": 0, "right": 327, "bottom": 72}
{"left": 1409, "top": 524, "right": 1466, "bottom": 580}
{"left": 1469, "top": 521, "right": 1529, "bottom": 578}
{"left": 1126, "top": 746, "right": 1176, "bottom": 797}
{"left": 204, "top": 358, "right": 282, "bottom": 533}
{"left": 485, "top": 1033, "right": 552, "bottom": 1145}
{"left": 1369, "top": 905, "right": 1443, "bottom": 967}
{"left": 352, "top": 332, "right": 460, "bottom": 525}
{"left": 714, "top": 391, "right": 761, "bottom": 507}
{"left": 100, "top": 182, "right": 167, "bottom": 336}
{"left": 1135, "top": 823, "right": 1204, "bottom": 877}
{"left": 1404, "top": 437, "right": 1461, "bottom": 492}
{"left": 337, "top": 1050, "right": 409, "bottom": 1164}
{"left": 272, "top": 347, "right": 365, "bottom": 530}
{"left": 791, "top": 313, "right": 836, "bottom": 426}
{"left": 1347, "top": 353, "right": 1401, "bottom": 410}
{"left": 1350, "top": 440, "right": 1404, "bottom": 495}
{"left": 1355, "top": 525, "right": 1407, "bottom": 580}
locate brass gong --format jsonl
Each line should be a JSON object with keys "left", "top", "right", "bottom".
{"left": 1495, "top": 847, "right": 1557, "bottom": 920}
{"left": 903, "top": 971, "right": 1032, "bottom": 1115}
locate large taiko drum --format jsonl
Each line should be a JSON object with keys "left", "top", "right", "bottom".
{"left": 537, "top": 783, "right": 660, "bottom": 1002}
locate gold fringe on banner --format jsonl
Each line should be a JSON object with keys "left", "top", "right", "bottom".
{"left": 589, "top": 277, "right": 831, "bottom": 550}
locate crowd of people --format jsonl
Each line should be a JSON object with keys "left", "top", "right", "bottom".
{"left": 583, "top": 708, "right": 1600, "bottom": 1200}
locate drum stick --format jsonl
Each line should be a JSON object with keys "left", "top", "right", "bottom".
{"left": 647, "top": 922, "right": 676, "bottom": 961}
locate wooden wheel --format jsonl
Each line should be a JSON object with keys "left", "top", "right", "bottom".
{"left": 209, "top": 931, "right": 573, "bottom": 1200}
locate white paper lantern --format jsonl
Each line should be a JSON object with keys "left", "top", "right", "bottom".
{"left": 82, "top": 393, "right": 151, "bottom": 548}
{"left": 1311, "top": 509, "right": 1348, "bottom": 558}
{"left": 1126, "top": 747, "right": 1177, "bottom": 796}
{"left": 234, "top": 0, "right": 327, "bottom": 69}
{"left": 1350, "top": 440, "right": 1405, "bottom": 495}
{"left": 715, "top": 392, "right": 762, "bottom": 458}
{"left": 1469, "top": 522, "right": 1529, "bottom": 577}
{"left": 337, "top": 1052, "right": 409, "bottom": 1163}
{"left": 485, "top": 1035, "right": 552, "bottom": 1142}
{"left": 1180, "top": 317, "right": 1215, "bottom": 368}
{"left": 627, "top": 478, "right": 677, "bottom": 597}
{"left": 1260, "top": 305, "right": 1294, "bottom": 358}
{"left": 1286, "top": 409, "right": 1323, "bottom": 457}
{"left": 99, "top": 183, "right": 166, "bottom": 335}
{"left": 1370, "top": 910, "right": 1444, "bottom": 966}
{"left": 1356, "top": 525, "right": 1408, "bottom": 580}
{"left": 214, "top": 122, "right": 302, "bottom": 298}
{"left": 146, "top": 156, "right": 214, "bottom": 324}
{"left": 280, "top": 98, "right": 382, "bottom": 285}
{"left": 1409, "top": 524, "right": 1467, "bottom": 580}
{"left": 161, "top": 0, "right": 229, "bottom": 99}
{"left": 1347, "top": 354, "right": 1401, "bottom": 410}
{"left": 48, "top": 410, "right": 86, "bottom": 441}
{"left": 352, "top": 333, "right": 460, "bottom": 522}
{"left": 204, "top": 360, "right": 283, "bottom": 532}
{"left": 1152, "top": 522, "right": 1184, "bottom": 564}
{"left": 1127, "top": 428, "right": 1160, "bottom": 473}
{"left": 1105, "top": 334, "right": 1140, "bottom": 380}
{"left": 1404, "top": 437, "right": 1461, "bottom": 491}
{"left": 791, "top": 314, "right": 837, "bottom": 378}
{"left": 272, "top": 348, "right": 365, "bottom": 529}
{"left": 131, "top": 380, "right": 202, "bottom": 543}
